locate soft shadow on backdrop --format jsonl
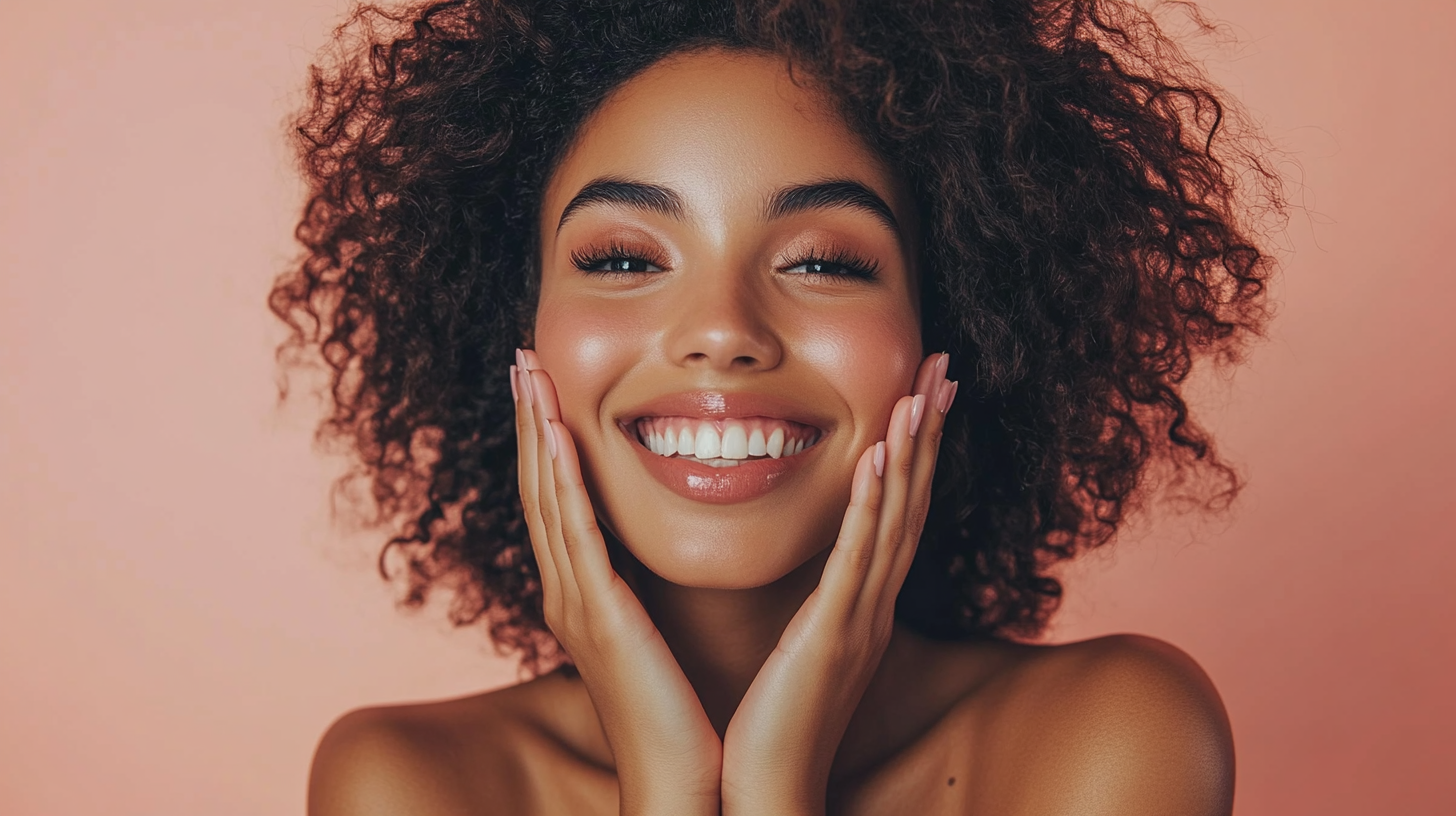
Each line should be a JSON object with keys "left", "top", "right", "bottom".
{"left": 1, "top": 1, "right": 1452, "bottom": 814}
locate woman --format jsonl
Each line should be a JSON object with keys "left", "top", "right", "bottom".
{"left": 271, "top": 0, "right": 1278, "bottom": 813}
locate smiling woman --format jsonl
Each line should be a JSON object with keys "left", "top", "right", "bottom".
{"left": 534, "top": 52, "right": 923, "bottom": 592}
{"left": 269, "top": 1, "right": 1279, "bottom": 814}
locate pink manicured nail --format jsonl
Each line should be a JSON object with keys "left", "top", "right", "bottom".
{"left": 945, "top": 381, "right": 959, "bottom": 414}
{"left": 873, "top": 441, "right": 886, "bottom": 477}
{"left": 509, "top": 364, "right": 519, "bottom": 401}
{"left": 545, "top": 419, "right": 559, "bottom": 459}
{"left": 908, "top": 393, "right": 926, "bottom": 438}
{"left": 933, "top": 352, "right": 950, "bottom": 383}
{"left": 935, "top": 378, "right": 952, "bottom": 413}
{"left": 515, "top": 347, "right": 526, "bottom": 371}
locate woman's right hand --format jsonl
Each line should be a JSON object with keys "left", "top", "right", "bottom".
{"left": 513, "top": 349, "right": 723, "bottom": 816}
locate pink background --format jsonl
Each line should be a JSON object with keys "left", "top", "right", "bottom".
{"left": 1, "top": 0, "right": 1452, "bottom": 813}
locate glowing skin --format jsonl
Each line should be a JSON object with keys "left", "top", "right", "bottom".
{"left": 534, "top": 48, "right": 922, "bottom": 589}
{"left": 308, "top": 47, "right": 1237, "bottom": 816}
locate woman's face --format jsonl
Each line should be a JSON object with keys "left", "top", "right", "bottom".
{"left": 535, "top": 48, "right": 922, "bottom": 589}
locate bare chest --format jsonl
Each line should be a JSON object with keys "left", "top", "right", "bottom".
{"left": 827, "top": 702, "right": 983, "bottom": 816}
{"left": 501, "top": 709, "right": 983, "bottom": 816}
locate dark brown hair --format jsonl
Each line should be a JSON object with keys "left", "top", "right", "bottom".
{"left": 270, "top": 0, "right": 1281, "bottom": 673}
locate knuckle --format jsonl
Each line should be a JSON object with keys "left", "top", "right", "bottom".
{"left": 907, "top": 493, "right": 933, "bottom": 530}
{"left": 895, "top": 453, "right": 915, "bottom": 479}
{"left": 843, "top": 541, "right": 874, "bottom": 574}
{"left": 519, "top": 490, "right": 540, "bottom": 516}
{"left": 863, "top": 488, "right": 883, "bottom": 515}
{"left": 925, "top": 423, "right": 944, "bottom": 447}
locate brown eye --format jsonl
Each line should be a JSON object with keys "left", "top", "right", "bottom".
{"left": 570, "top": 242, "right": 668, "bottom": 275}
{"left": 790, "top": 260, "right": 861, "bottom": 278}
{"left": 588, "top": 257, "right": 660, "bottom": 273}
{"left": 781, "top": 246, "right": 880, "bottom": 281}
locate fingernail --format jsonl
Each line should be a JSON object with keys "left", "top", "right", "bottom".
{"left": 908, "top": 393, "right": 926, "bottom": 438}
{"left": 545, "top": 419, "right": 559, "bottom": 459}
{"left": 935, "top": 377, "right": 952, "bottom": 413}
{"left": 873, "top": 441, "right": 886, "bottom": 477}
{"left": 934, "top": 352, "right": 950, "bottom": 383}
{"left": 509, "top": 364, "right": 519, "bottom": 401}
{"left": 945, "top": 381, "right": 959, "bottom": 414}
{"left": 515, "top": 347, "right": 526, "bottom": 370}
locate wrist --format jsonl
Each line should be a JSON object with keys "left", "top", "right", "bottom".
{"left": 721, "top": 796, "right": 823, "bottom": 816}
{"left": 721, "top": 778, "right": 825, "bottom": 816}
{"left": 619, "top": 786, "right": 721, "bottom": 816}
{"left": 616, "top": 762, "right": 722, "bottom": 816}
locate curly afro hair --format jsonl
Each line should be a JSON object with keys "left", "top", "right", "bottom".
{"left": 270, "top": 0, "right": 1281, "bottom": 673}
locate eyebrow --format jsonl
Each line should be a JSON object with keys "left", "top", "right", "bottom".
{"left": 557, "top": 179, "right": 684, "bottom": 232}
{"left": 555, "top": 177, "right": 901, "bottom": 238}
{"left": 765, "top": 179, "right": 900, "bottom": 236}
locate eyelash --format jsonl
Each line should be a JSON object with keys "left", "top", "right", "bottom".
{"left": 782, "top": 245, "right": 881, "bottom": 282}
{"left": 570, "top": 242, "right": 669, "bottom": 276}
{"left": 569, "top": 242, "right": 881, "bottom": 281}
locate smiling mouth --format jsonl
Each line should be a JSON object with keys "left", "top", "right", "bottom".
{"left": 626, "top": 416, "right": 823, "bottom": 468}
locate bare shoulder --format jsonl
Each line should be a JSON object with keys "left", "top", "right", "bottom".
{"left": 307, "top": 671, "right": 611, "bottom": 816}
{"left": 963, "top": 634, "right": 1234, "bottom": 816}
{"left": 307, "top": 685, "right": 527, "bottom": 816}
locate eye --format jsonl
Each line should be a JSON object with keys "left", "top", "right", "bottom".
{"left": 780, "top": 246, "right": 881, "bottom": 282}
{"left": 570, "top": 242, "right": 666, "bottom": 276}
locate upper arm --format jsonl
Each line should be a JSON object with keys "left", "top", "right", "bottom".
{"left": 979, "top": 634, "right": 1235, "bottom": 816}
{"left": 308, "top": 707, "right": 481, "bottom": 816}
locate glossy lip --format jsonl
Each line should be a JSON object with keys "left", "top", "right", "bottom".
{"left": 613, "top": 390, "right": 834, "bottom": 504}
{"left": 619, "top": 422, "right": 825, "bottom": 504}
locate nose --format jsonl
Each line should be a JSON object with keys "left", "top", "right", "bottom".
{"left": 662, "top": 266, "right": 783, "bottom": 372}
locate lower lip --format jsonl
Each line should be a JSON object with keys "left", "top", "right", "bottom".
{"left": 623, "top": 427, "right": 820, "bottom": 504}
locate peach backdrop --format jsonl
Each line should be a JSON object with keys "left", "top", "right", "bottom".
{"left": 1, "top": 0, "right": 1451, "bottom": 813}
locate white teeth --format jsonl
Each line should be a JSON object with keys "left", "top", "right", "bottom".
{"left": 748, "top": 428, "right": 767, "bottom": 457}
{"left": 767, "top": 427, "right": 785, "bottom": 459}
{"left": 635, "top": 418, "right": 819, "bottom": 461}
{"left": 694, "top": 424, "right": 721, "bottom": 459}
{"left": 722, "top": 425, "right": 749, "bottom": 459}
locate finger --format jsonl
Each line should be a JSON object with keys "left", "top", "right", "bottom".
{"left": 818, "top": 441, "right": 886, "bottom": 602}
{"left": 512, "top": 354, "right": 559, "bottom": 597}
{"left": 527, "top": 366, "right": 577, "bottom": 591}
{"left": 520, "top": 348, "right": 543, "bottom": 373}
{"left": 547, "top": 418, "right": 620, "bottom": 594}
{"left": 860, "top": 392, "right": 919, "bottom": 601}
{"left": 912, "top": 350, "right": 949, "bottom": 400}
{"left": 860, "top": 352, "right": 945, "bottom": 597}
{"left": 890, "top": 359, "right": 955, "bottom": 585}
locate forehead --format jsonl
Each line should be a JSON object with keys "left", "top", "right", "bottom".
{"left": 541, "top": 48, "right": 907, "bottom": 228}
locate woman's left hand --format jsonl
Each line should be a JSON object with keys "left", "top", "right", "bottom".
{"left": 719, "top": 353, "right": 957, "bottom": 816}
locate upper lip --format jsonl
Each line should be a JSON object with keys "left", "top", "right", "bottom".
{"left": 616, "top": 390, "right": 834, "bottom": 431}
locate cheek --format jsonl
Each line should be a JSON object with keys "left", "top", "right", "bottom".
{"left": 798, "top": 308, "right": 921, "bottom": 428}
{"left": 532, "top": 295, "right": 649, "bottom": 425}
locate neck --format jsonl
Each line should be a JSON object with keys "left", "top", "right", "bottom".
{"left": 630, "top": 548, "right": 831, "bottom": 737}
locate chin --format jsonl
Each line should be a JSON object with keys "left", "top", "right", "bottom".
{"left": 601, "top": 502, "right": 843, "bottom": 590}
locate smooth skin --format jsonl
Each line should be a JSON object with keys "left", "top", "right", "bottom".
{"left": 308, "top": 49, "right": 1235, "bottom": 816}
